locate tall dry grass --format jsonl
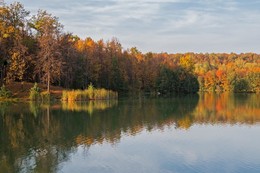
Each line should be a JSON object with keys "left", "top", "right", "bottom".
{"left": 61, "top": 85, "right": 118, "bottom": 102}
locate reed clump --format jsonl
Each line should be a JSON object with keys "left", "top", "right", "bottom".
{"left": 61, "top": 84, "right": 118, "bottom": 102}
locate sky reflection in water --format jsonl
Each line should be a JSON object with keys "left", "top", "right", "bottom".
{"left": 0, "top": 93, "right": 259, "bottom": 173}
{"left": 60, "top": 125, "right": 260, "bottom": 173}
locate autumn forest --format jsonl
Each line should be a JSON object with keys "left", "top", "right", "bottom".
{"left": 1, "top": 2, "right": 260, "bottom": 94}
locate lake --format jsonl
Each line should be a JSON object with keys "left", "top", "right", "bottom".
{"left": 0, "top": 93, "right": 260, "bottom": 173}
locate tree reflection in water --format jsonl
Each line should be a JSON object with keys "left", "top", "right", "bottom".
{"left": 0, "top": 93, "right": 259, "bottom": 172}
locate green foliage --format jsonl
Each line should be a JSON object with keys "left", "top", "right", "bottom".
{"left": 176, "top": 68, "right": 199, "bottom": 93}
{"left": 29, "top": 83, "right": 41, "bottom": 101}
{"left": 233, "top": 73, "right": 260, "bottom": 93}
{"left": 0, "top": 85, "right": 12, "bottom": 99}
{"left": 111, "top": 57, "right": 124, "bottom": 91}
{"left": 156, "top": 66, "right": 199, "bottom": 94}
{"left": 234, "top": 79, "right": 251, "bottom": 93}
{"left": 156, "top": 66, "right": 178, "bottom": 94}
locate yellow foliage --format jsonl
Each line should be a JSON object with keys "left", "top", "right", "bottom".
{"left": 61, "top": 87, "right": 118, "bottom": 102}
{"left": 180, "top": 54, "right": 194, "bottom": 72}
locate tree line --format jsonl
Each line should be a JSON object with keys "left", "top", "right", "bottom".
{"left": 1, "top": 2, "right": 259, "bottom": 93}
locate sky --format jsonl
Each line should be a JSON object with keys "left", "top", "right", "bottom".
{"left": 4, "top": 0, "right": 260, "bottom": 53}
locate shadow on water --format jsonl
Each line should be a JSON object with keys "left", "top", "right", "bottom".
{"left": 0, "top": 93, "right": 259, "bottom": 172}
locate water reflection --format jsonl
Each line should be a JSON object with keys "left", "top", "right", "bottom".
{"left": 194, "top": 93, "right": 260, "bottom": 125}
{"left": 61, "top": 100, "right": 118, "bottom": 114}
{"left": 0, "top": 93, "right": 259, "bottom": 172}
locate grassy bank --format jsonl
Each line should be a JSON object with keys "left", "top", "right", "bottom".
{"left": 1, "top": 82, "right": 117, "bottom": 102}
{"left": 4, "top": 82, "right": 63, "bottom": 100}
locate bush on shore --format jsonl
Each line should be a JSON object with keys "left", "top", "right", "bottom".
{"left": 0, "top": 85, "right": 12, "bottom": 99}
{"left": 29, "top": 83, "right": 51, "bottom": 102}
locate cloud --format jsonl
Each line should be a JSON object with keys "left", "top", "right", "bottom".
{"left": 5, "top": 0, "right": 260, "bottom": 53}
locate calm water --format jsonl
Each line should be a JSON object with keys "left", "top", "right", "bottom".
{"left": 0, "top": 93, "right": 260, "bottom": 173}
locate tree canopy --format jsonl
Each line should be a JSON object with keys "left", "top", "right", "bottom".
{"left": 0, "top": 2, "right": 259, "bottom": 93}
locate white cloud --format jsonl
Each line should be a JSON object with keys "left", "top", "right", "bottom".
{"left": 5, "top": 0, "right": 260, "bottom": 53}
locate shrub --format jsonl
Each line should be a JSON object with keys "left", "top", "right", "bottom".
{"left": 0, "top": 85, "right": 12, "bottom": 99}
{"left": 29, "top": 83, "right": 41, "bottom": 101}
